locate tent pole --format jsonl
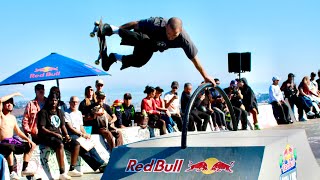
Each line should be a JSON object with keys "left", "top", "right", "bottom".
{"left": 56, "top": 79, "right": 60, "bottom": 88}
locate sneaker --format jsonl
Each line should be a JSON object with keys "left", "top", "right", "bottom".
{"left": 214, "top": 127, "right": 220, "bottom": 132}
{"left": 254, "top": 124, "right": 261, "bottom": 130}
{"left": 99, "top": 162, "right": 108, "bottom": 173}
{"left": 21, "top": 167, "right": 36, "bottom": 176}
{"left": 59, "top": 173, "right": 71, "bottom": 180}
{"left": 173, "top": 125, "right": 180, "bottom": 132}
{"left": 101, "top": 52, "right": 116, "bottom": 71}
{"left": 67, "top": 169, "right": 82, "bottom": 177}
{"left": 101, "top": 23, "right": 113, "bottom": 36}
{"left": 120, "top": 61, "right": 130, "bottom": 71}
{"left": 10, "top": 172, "right": 20, "bottom": 180}
{"left": 307, "top": 111, "right": 315, "bottom": 116}
{"left": 299, "top": 117, "right": 307, "bottom": 122}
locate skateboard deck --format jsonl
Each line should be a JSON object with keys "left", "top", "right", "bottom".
{"left": 90, "top": 18, "right": 106, "bottom": 65}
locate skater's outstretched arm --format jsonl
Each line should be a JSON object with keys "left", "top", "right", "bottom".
{"left": 120, "top": 21, "right": 139, "bottom": 30}
{"left": 191, "top": 55, "right": 216, "bottom": 87}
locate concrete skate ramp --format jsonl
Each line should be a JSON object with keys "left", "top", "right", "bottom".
{"left": 102, "top": 129, "right": 319, "bottom": 180}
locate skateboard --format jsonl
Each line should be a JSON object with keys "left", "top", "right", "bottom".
{"left": 90, "top": 18, "right": 106, "bottom": 65}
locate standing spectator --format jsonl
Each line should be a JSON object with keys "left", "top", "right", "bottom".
{"left": 94, "top": 91, "right": 123, "bottom": 152}
{"left": 224, "top": 80, "right": 248, "bottom": 130}
{"left": 269, "top": 76, "right": 291, "bottom": 124}
{"left": 0, "top": 93, "right": 36, "bottom": 180}
{"left": 64, "top": 96, "right": 107, "bottom": 172}
{"left": 164, "top": 81, "right": 183, "bottom": 131}
{"left": 22, "top": 84, "right": 46, "bottom": 143}
{"left": 280, "top": 73, "right": 302, "bottom": 119}
{"left": 141, "top": 86, "right": 167, "bottom": 135}
{"left": 238, "top": 78, "right": 260, "bottom": 130}
{"left": 79, "top": 86, "right": 96, "bottom": 128}
{"left": 95, "top": 79, "right": 104, "bottom": 96}
{"left": 49, "top": 86, "right": 67, "bottom": 113}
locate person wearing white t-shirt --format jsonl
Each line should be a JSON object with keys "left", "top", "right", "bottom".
{"left": 164, "top": 81, "right": 182, "bottom": 131}
{"left": 64, "top": 96, "right": 107, "bottom": 173}
{"left": 269, "top": 76, "right": 291, "bottom": 124}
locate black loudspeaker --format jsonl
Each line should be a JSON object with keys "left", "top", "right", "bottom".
{"left": 240, "top": 52, "right": 251, "bottom": 72}
{"left": 228, "top": 53, "right": 241, "bottom": 73}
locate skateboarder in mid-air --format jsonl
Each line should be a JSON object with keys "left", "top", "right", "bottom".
{"left": 97, "top": 16, "right": 216, "bottom": 86}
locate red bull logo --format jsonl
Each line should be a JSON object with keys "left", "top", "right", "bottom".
{"left": 185, "top": 158, "right": 234, "bottom": 175}
{"left": 30, "top": 66, "right": 60, "bottom": 79}
{"left": 35, "top": 66, "right": 58, "bottom": 73}
{"left": 125, "top": 159, "right": 184, "bottom": 173}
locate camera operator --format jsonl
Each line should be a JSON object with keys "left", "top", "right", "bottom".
{"left": 224, "top": 80, "right": 248, "bottom": 130}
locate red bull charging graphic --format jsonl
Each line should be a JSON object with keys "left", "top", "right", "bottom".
{"left": 185, "top": 158, "right": 234, "bottom": 175}
{"left": 30, "top": 66, "right": 60, "bottom": 78}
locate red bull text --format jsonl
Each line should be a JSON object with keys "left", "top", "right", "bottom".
{"left": 30, "top": 66, "right": 60, "bottom": 78}
{"left": 125, "top": 159, "right": 184, "bottom": 173}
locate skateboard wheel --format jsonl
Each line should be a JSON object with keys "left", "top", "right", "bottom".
{"left": 95, "top": 59, "right": 100, "bottom": 65}
{"left": 94, "top": 21, "right": 100, "bottom": 26}
{"left": 90, "top": 32, "right": 95, "bottom": 37}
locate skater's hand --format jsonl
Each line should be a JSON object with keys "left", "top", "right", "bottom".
{"left": 204, "top": 75, "right": 216, "bottom": 87}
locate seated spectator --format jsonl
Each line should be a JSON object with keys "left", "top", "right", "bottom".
{"left": 164, "top": 81, "right": 183, "bottom": 131}
{"left": 280, "top": 73, "right": 305, "bottom": 121}
{"left": 93, "top": 91, "right": 123, "bottom": 152}
{"left": 49, "top": 86, "right": 67, "bottom": 113}
{"left": 0, "top": 93, "right": 37, "bottom": 180}
{"left": 64, "top": 96, "right": 107, "bottom": 173}
{"left": 79, "top": 86, "right": 96, "bottom": 129}
{"left": 269, "top": 76, "right": 291, "bottom": 124}
{"left": 181, "top": 83, "right": 209, "bottom": 131}
{"left": 22, "top": 84, "right": 46, "bottom": 144}
{"left": 208, "top": 78, "right": 227, "bottom": 130}
{"left": 298, "top": 76, "right": 320, "bottom": 117}
{"left": 154, "top": 86, "right": 178, "bottom": 132}
{"left": 111, "top": 99, "right": 125, "bottom": 128}
{"left": 317, "top": 70, "right": 320, "bottom": 91}
{"left": 224, "top": 80, "right": 248, "bottom": 130}
{"left": 37, "top": 92, "right": 80, "bottom": 179}
{"left": 238, "top": 78, "right": 260, "bottom": 130}
{"left": 310, "top": 72, "right": 320, "bottom": 103}
{"left": 141, "top": 86, "right": 167, "bottom": 135}
{"left": 121, "top": 93, "right": 136, "bottom": 127}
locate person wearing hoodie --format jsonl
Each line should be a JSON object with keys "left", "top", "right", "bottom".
{"left": 238, "top": 78, "right": 260, "bottom": 130}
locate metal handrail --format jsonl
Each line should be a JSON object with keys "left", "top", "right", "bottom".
{"left": 181, "top": 83, "right": 237, "bottom": 149}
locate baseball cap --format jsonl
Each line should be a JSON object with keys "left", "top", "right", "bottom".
{"left": 230, "top": 80, "right": 237, "bottom": 87}
{"left": 272, "top": 76, "right": 280, "bottom": 81}
{"left": 124, "top": 93, "right": 132, "bottom": 100}
{"left": 311, "top": 72, "right": 316, "bottom": 76}
{"left": 3, "top": 98, "right": 15, "bottom": 107}
{"left": 96, "top": 91, "right": 106, "bottom": 97}
{"left": 96, "top": 79, "right": 104, "bottom": 85}
{"left": 288, "top": 73, "right": 295, "bottom": 77}
{"left": 35, "top": 84, "right": 44, "bottom": 90}
{"left": 155, "top": 86, "right": 164, "bottom": 93}
{"left": 171, "top": 81, "right": 179, "bottom": 88}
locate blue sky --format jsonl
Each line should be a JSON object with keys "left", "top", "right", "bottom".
{"left": 1, "top": 0, "right": 319, "bottom": 102}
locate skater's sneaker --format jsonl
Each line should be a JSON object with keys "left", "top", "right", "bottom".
{"left": 100, "top": 23, "right": 113, "bottom": 36}
{"left": 120, "top": 62, "right": 130, "bottom": 71}
{"left": 21, "top": 167, "right": 36, "bottom": 176}
{"left": 10, "top": 172, "right": 20, "bottom": 180}
{"left": 101, "top": 52, "right": 116, "bottom": 71}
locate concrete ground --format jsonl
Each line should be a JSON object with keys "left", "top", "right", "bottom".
{"left": 77, "top": 118, "right": 320, "bottom": 180}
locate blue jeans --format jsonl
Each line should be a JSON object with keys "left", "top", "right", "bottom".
{"left": 160, "top": 115, "right": 175, "bottom": 133}
{"left": 69, "top": 134, "right": 105, "bottom": 170}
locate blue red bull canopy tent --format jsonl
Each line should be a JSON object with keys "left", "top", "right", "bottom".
{"left": 0, "top": 52, "right": 110, "bottom": 87}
